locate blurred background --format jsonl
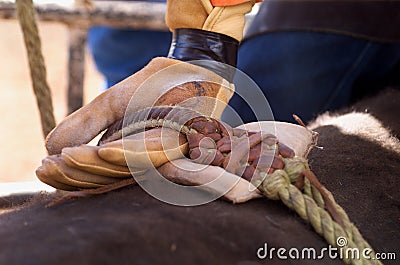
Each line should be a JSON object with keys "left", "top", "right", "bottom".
{"left": 0, "top": 2, "right": 103, "bottom": 192}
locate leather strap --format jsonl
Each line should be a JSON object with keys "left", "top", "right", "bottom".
{"left": 168, "top": 28, "right": 239, "bottom": 81}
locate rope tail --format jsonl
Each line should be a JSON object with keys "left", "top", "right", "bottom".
{"left": 16, "top": 0, "right": 56, "bottom": 139}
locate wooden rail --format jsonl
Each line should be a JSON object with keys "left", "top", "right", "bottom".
{"left": 0, "top": 1, "right": 168, "bottom": 30}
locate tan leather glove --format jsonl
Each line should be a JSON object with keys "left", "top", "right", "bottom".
{"left": 46, "top": 0, "right": 256, "bottom": 155}
{"left": 46, "top": 58, "right": 233, "bottom": 155}
{"left": 37, "top": 0, "right": 256, "bottom": 190}
{"left": 166, "top": 0, "right": 255, "bottom": 41}
{"left": 37, "top": 128, "right": 187, "bottom": 190}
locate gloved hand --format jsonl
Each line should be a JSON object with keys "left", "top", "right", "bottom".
{"left": 37, "top": 0, "right": 257, "bottom": 190}
{"left": 37, "top": 128, "right": 188, "bottom": 191}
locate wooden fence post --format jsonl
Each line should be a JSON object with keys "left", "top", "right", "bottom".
{"left": 67, "top": 26, "right": 87, "bottom": 114}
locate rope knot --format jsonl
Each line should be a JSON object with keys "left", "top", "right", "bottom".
{"left": 283, "top": 156, "right": 309, "bottom": 183}
{"left": 261, "top": 169, "right": 290, "bottom": 200}
{"left": 282, "top": 156, "right": 309, "bottom": 189}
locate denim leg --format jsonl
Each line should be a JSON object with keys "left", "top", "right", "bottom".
{"left": 229, "top": 32, "right": 400, "bottom": 124}
{"left": 88, "top": 27, "right": 172, "bottom": 88}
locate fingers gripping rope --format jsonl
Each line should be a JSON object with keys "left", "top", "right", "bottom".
{"left": 100, "top": 106, "right": 382, "bottom": 265}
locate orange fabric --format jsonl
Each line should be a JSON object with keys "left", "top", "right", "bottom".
{"left": 210, "top": 0, "right": 262, "bottom": 6}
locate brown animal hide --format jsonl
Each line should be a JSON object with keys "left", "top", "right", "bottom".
{"left": 0, "top": 88, "right": 399, "bottom": 265}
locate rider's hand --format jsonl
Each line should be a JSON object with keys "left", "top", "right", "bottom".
{"left": 37, "top": 0, "right": 256, "bottom": 190}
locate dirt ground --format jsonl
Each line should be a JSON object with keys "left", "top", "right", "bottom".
{"left": 0, "top": 20, "right": 103, "bottom": 183}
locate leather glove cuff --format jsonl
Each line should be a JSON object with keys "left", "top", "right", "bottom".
{"left": 167, "top": 28, "right": 239, "bottom": 82}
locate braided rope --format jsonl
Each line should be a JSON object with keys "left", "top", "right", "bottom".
{"left": 287, "top": 159, "right": 377, "bottom": 254}
{"left": 16, "top": 0, "right": 56, "bottom": 139}
{"left": 260, "top": 159, "right": 382, "bottom": 265}
{"left": 99, "top": 106, "right": 203, "bottom": 144}
{"left": 100, "top": 105, "right": 381, "bottom": 265}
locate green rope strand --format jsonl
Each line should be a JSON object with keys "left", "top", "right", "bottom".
{"left": 258, "top": 157, "right": 382, "bottom": 265}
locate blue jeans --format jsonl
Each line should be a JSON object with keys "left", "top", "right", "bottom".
{"left": 88, "top": 28, "right": 400, "bottom": 123}
{"left": 88, "top": 27, "right": 172, "bottom": 88}
{"left": 230, "top": 32, "right": 400, "bottom": 123}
